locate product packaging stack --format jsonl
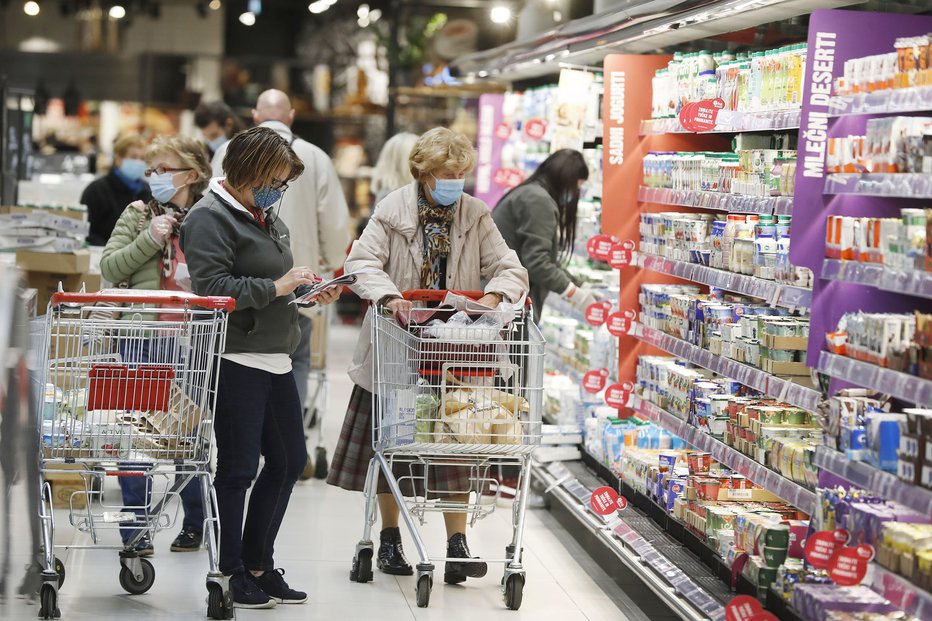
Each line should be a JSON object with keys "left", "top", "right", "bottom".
{"left": 16, "top": 249, "right": 98, "bottom": 312}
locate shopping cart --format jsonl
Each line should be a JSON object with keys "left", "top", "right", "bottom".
{"left": 350, "top": 290, "right": 544, "bottom": 610}
{"left": 302, "top": 304, "right": 331, "bottom": 480}
{"left": 32, "top": 290, "right": 235, "bottom": 620}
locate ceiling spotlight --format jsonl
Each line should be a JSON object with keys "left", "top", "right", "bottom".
{"left": 356, "top": 3, "right": 367, "bottom": 18}
{"left": 209, "top": 0, "right": 221, "bottom": 8}
{"left": 23, "top": 0, "right": 39, "bottom": 15}
{"left": 357, "top": 16, "right": 369, "bottom": 27}
{"left": 238, "top": 10, "right": 255, "bottom": 24}
{"left": 490, "top": 5, "right": 511, "bottom": 24}
{"left": 369, "top": 8, "right": 380, "bottom": 21}
{"left": 108, "top": 4, "right": 125, "bottom": 18}
{"left": 308, "top": 0, "right": 326, "bottom": 13}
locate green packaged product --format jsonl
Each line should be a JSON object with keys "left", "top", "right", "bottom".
{"left": 415, "top": 393, "right": 441, "bottom": 442}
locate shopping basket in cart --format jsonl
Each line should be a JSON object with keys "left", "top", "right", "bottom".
{"left": 32, "top": 289, "right": 235, "bottom": 620}
{"left": 350, "top": 290, "right": 544, "bottom": 610}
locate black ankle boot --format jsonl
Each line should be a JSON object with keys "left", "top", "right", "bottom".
{"left": 377, "top": 527, "right": 413, "bottom": 576}
{"left": 444, "top": 532, "right": 487, "bottom": 584}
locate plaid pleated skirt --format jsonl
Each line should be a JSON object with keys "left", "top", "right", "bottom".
{"left": 327, "top": 384, "right": 478, "bottom": 497}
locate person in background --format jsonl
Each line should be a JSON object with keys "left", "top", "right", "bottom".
{"left": 194, "top": 100, "right": 245, "bottom": 170}
{"left": 492, "top": 149, "right": 596, "bottom": 323}
{"left": 213, "top": 89, "right": 350, "bottom": 443}
{"left": 181, "top": 127, "right": 341, "bottom": 609}
{"left": 82, "top": 134, "right": 151, "bottom": 246}
{"left": 328, "top": 127, "right": 528, "bottom": 584}
{"left": 99, "top": 136, "right": 212, "bottom": 555}
{"left": 370, "top": 132, "right": 418, "bottom": 205}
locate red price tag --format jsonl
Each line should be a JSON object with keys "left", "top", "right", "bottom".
{"left": 827, "top": 544, "right": 874, "bottom": 586}
{"left": 726, "top": 595, "right": 764, "bottom": 621}
{"left": 589, "top": 486, "right": 626, "bottom": 515}
{"left": 606, "top": 309, "right": 637, "bottom": 337}
{"left": 583, "top": 369, "right": 609, "bottom": 393}
{"left": 679, "top": 98, "right": 726, "bottom": 132}
{"left": 493, "top": 167, "right": 524, "bottom": 188}
{"left": 525, "top": 118, "right": 548, "bottom": 140}
{"left": 586, "top": 234, "right": 618, "bottom": 261}
{"left": 585, "top": 301, "right": 613, "bottom": 326}
{"left": 604, "top": 383, "right": 631, "bottom": 409}
{"left": 804, "top": 529, "right": 850, "bottom": 570}
{"left": 495, "top": 122, "right": 511, "bottom": 140}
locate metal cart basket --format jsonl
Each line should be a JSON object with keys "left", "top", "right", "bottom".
{"left": 350, "top": 290, "right": 544, "bottom": 610}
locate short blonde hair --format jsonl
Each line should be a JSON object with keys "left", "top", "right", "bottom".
{"left": 372, "top": 132, "right": 418, "bottom": 197}
{"left": 113, "top": 133, "right": 146, "bottom": 158}
{"left": 409, "top": 127, "right": 477, "bottom": 182}
{"left": 146, "top": 136, "right": 213, "bottom": 197}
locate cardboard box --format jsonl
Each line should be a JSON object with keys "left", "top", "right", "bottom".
{"left": 763, "top": 334, "right": 809, "bottom": 351}
{"left": 50, "top": 481, "right": 88, "bottom": 509}
{"left": 27, "top": 272, "right": 87, "bottom": 314}
{"left": 83, "top": 272, "right": 102, "bottom": 293}
{"left": 17, "top": 250, "right": 90, "bottom": 274}
{"left": 760, "top": 358, "right": 811, "bottom": 376}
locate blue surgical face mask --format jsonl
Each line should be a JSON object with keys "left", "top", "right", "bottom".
{"left": 119, "top": 158, "right": 147, "bottom": 181}
{"left": 206, "top": 136, "right": 227, "bottom": 153}
{"left": 252, "top": 186, "right": 283, "bottom": 211}
{"left": 430, "top": 174, "right": 465, "bottom": 206}
{"left": 149, "top": 171, "right": 183, "bottom": 204}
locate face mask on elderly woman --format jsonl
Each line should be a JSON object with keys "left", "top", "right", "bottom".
{"left": 430, "top": 175, "right": 465, "bottom": 206}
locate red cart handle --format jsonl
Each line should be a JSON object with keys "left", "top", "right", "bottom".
{"left": 402, "top": 289, "right": 532, "bottom": 307}
{"left": 51, "top": 289, "right": 237, "bottom": 312}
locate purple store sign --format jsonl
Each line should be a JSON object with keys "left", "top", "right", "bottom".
{"left": 792, "top": 10, "right": 932, "bottom": 366}
{"left": 474, "top": 93, "right": 506, "bottom": 209}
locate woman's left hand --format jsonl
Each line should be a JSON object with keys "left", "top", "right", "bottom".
{"left": 477, "top": 292, "right": 503, "bottom": 308}
{"left": 315, "top": 285, "right": 343, "bottom": 305}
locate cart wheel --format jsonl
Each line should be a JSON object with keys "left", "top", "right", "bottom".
{"left": 53, "top": 557, "right": 65, "bottom": 588}
{"left": 504, "top": 574, "right": 524, "bottom": 611}
{"left": 119, "top": 559, "right": 155, "bottom": 595}
{"left": 206, "top": 582, "right": 232, "bottom": 620}
{"left": 38, "top": 584, "right": 60, "bottom": 619}
{"left": 313, "top": 446, "right": 329, "bottom": 480}
{"left": 350, "top": 548, "right": 373, "bottom": 583}
{"left": 415, "top": 574, "right": 432, "bottom": 608}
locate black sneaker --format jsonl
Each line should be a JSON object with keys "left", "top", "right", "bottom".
{"left": 248, "top": 568, "right": 308, "bottom": 604}
{"left": 230, "top": 570, "right": 276, "bottom": 609}
{"left": 170, "top": 528, "right": 203, "bottom": 552}
{"left": 128, "top": 536, "right": 154, "bottom": 557}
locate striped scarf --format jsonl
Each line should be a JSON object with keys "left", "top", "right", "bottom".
{"left": 418, "top": 185, "right": 456, "bottom": 289}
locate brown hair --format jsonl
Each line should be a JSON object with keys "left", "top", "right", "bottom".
{"left": 409, "top": 127, "right": 477, "bottom": 182}
{"left": 113, "top": 133, "right": 146, "bottom": 158}
{"left": 222, "top": 126, "right": 305, "bottom": 191}
{"left": 146, "top": 135, "right": 213, "bottom": 197}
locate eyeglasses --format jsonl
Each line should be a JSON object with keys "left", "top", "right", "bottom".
{"left": 270, "top": 178, "right": 289, "bottom": 192}
{"left": 144, "top": 167, "right": 192, "bottom": 177}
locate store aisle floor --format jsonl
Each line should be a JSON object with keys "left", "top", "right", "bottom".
{"left": 1, "top": 320, "right": 649, "bottom": 621}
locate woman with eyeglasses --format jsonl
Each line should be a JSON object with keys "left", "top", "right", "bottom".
{"left": 100, "top": 135, "right": 213, "bottom": 556}
{"left": 180, "top": 126, "right": 341, "bottom": 610}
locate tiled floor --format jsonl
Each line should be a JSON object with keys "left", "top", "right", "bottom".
{"left": 1, "top": 322, "right": 649, "bottom": 621}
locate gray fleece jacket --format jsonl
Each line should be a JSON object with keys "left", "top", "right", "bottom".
{"left": 180, "top": 181, "right": 301, "bottom": 355}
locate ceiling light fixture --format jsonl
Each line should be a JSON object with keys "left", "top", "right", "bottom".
{"left": 490, "top": 5, "right": 511, "bottom": 25}
{"left": 369, "top": 8, "right": 380, "bottom": 21}
{"left": 108, "top": 4, "right": 125, "bottom": 18}
{"left": 209, "top": 0, "right": 221, "bottom": 9}
{"left": 308, "top": 0, "right": 327, "bottom": 13}
{"left": 238, "top": 10, "right": 255, "bottom": 24}
{"left": 23, "top": 0, "right": 39, "bottom": 15}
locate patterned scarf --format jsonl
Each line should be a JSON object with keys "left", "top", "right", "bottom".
{"left": 146, "top": 198, "right": 196, "bottom": 278}
{"left": 418, "top": 184, "right": 456, "bottom": 289}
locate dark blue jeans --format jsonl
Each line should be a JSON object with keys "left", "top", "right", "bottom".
{"left": 213, "top": 359, "right": 307, "bottom": 575}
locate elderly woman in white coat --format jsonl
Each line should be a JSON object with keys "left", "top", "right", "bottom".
{"left": 328, "top": 127, "right": 528, "bottom": 585}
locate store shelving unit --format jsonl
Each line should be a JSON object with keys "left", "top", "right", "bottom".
{"left": 638, "top": 110, "right": 801, "bottom": 136}
{"left": 869, "top": 562, "right": 932, "bottom": 620}
{"left": 815, "top": 351, "right": 932, "bottom": 408}
{"left": 827, "top": 84, "right": 932, "bottom": 117}
{"left": 629, "top": 396, "right": 817, "bottom": 513}
{"left": 632, "top": 323, "right": 821, "bottom": 412}
{"left": 821, "top": 259, "right": 932, "bottom": 300}
{"left": 637, "top": 253, "right": 812, "bottom": 309}
{"left": 637, "top": 187, "right": 794, "bottom": 216}
{"left": 823, "top": 173, "right": 932, "bottom": 198}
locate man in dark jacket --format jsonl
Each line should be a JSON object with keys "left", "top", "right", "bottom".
{"left": 81, "top": 134, "right": 151, "bottom": 245}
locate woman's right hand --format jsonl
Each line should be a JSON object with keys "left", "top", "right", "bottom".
{"left": 274, "top": 266, "right": 318, "bottom": 297}
{"left": 385, "top": 297, "right": 413, "bottom": 313}
{"left": 148, "top": 214, "right": 177, "bottom": 245}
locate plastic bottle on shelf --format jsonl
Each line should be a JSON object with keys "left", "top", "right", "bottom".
{"left": 722, "top": 213, "right": 743, "bottom": 271}
{"left": 749, "top": 51, "right": 765, "bottom": 113}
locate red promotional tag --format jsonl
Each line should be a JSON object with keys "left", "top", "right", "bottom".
{"left": 804, "top": 529, "right": 851, "bottom": 570}
{"left": 604, "top": 383, "right": 631, "bottom": 409}
{"left": 585, "top": 301, "right": 612, "bottom": 326}
{"left": 608, "top": 242, "right": 634, "bottom": 268}
{"left": 586, "top": 234, "right": 618, "bottom": 261}
{"left": 679, "top": 98, "right": 726, "bottom": 132}
{"left": 606, "top": 309, "right": 637, "bottom": 337}
{"left": 725, "top": 595, "right": 763, "bottom": 621}
{"left": 827, "top": 544, "right": 874, "bottom": 586}
{"left": 493, "top": 167, "right": 524, "bottom": 188}
{"left": 525, "top": 118, "right": 548, "bottom": 140}
{"left": 583, "top": 368, "right": 609, "bottom": 393}
{"left": 590, "top": 486, "right": 626, "bottom": 515}
{"left": 495, "top": 122, "right": 511, "bottom": 140}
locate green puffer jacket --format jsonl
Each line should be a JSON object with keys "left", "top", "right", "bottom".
{"left": 100, "top": 201, "right": 163, "bottom": 290}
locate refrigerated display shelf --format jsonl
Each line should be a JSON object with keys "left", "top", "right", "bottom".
{"left": 629, "top": 396, "right": 817, "bottom": 513}
{"left": 813, "top": 445, "right": 932, "bottom": 518}
{"left": 632, "top": 323, "right": 822, "bottom": 412}
{"left": 821, "top": 259, "right": 932, "bottom": 300}
{"left": 639, "top": 110, "right": 800, "bottom": 136}
{"left": 638, "top": 252, "right": 812, "bottom": 309}
{"left": 869, "top": 561, "right": 932, "bottom": 620}
{"left": 827, "top": 85, "right": 932, "bottom": 117}
{"left": 637, "top": 186, "right": 794, "bottom": 216}
{"left": 824, "top": 173, "right": 932, "bottom": 198}
{"left": 816, "top": 351, "right": 932, "bottom": 408}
